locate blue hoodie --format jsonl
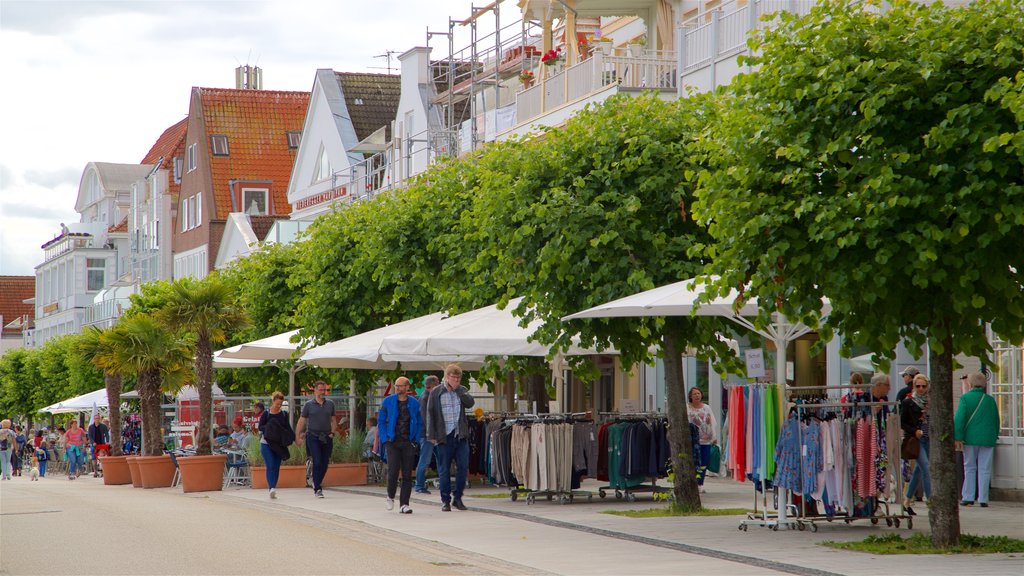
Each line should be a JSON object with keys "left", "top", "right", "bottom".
{"left": 378, "top": 393, "right": 422, "bottom": 445}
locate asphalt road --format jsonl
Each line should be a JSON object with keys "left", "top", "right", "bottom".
{"left": 0, "top": 475, "right": 522, "bottom": 575}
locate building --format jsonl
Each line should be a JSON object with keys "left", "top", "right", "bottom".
{"left": 173, "top": 79, "right": 310, "bottom": 279}
{"left": 0, "top": 276, "right": 34, "bottom": 353}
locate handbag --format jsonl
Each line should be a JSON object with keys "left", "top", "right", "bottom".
{"left": 707, "top": 444, "right": 722, "bottom": 474}
{"left": 901, "top": 435, "right": 920, "bottom": 460}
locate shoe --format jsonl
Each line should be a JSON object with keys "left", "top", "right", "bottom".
{"left": 386, "top": 497, "right": 395, "bottom": 511}
{"left": 453, "top": 499, "right": 468, "bottom": 511}
{"left": 903, "top": 499, "right": 916, "bottom": 515}
{"left": 315, "top": 489, "right": 324, "bottom": 499}
{"left": 960, "top": 500, "right": 974, "bottom": 506}
{"left": 441, "top": 502, "right": 451, "bottom": 512}
{"left": 699, "top": 487, "right": 707, "bottom": 494}
{"left": 399, "top": 505, "right": 412, "bottom": 514}
{"left": 270, "top": 488, "right": 277, "bottom": 499}
{"left": 414, "top": 488, "right": 431, "bottom": 495}
{"left": 980, "top": 503, "right": 989, "bottom": 508}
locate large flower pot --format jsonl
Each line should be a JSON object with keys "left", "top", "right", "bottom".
{"left": 177, "top": 454, "right": 227, "bottom": 493}
{"left": 136, "top": 454, "right": 176, "bottom": 489}
{"left": 250, "top": 465, "right": 307, "bottom": 490}
{"left": 322, "top": 463, "right": 368, "bottom": 487}
{"left": 126, "top": 456, "right": 143, "bottom": 488}
{"left": 99, "top": 455, "right": 132, "bottom": 485}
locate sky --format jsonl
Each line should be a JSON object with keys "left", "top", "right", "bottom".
{"left": 0, "top": 0, "right": 488, "bottom": 276}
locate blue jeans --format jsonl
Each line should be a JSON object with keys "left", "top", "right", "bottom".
{"left": 39, "top": 460, "right": 47, "bottom": 477}
{"left": 415, "top": 437, "right": 436, "bottom": 491}
{"left": 697, "top": 444, "right": 711, "bottom": 486}
{"left": 906, "top": 437, "right": 932, "bottom": 499}
{"left": 962, "top": 444, "right": 994, "bottom": 504}
{"left": 305, "top": 433, "right": 332, "bottom": 492}
{"left": 260, "top": 443, "right": 283, "bottom": 490}
{"left": 0, "top": 449, "right": 11, "bottom": 478}
{"left": 66, "top": 447, "right": 85, "bottom": 476}
{"left": 435, "top": 432, "right": 469, "bottom": 504}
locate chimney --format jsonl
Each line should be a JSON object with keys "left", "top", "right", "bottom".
{"left": 235, "top": 65, "right": 263, "bottom": 90}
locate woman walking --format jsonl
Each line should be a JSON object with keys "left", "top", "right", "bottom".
{"left": 687, "top": 387, "right": 719, "bottom": 492}
{"left": 0, "top": 420, "right": 15, "bottom": 480}
{"left": 64, "top": 419, "right": 87, "bottom": 480}
{"left": 258, "top": 391, "right": 294, "bottom": 500}
{"left": 901, "top": 374, "right": 932, "bottom": 515}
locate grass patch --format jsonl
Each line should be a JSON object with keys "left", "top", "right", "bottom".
{"left": 467, "top": 492, "right": 515, "bottom": 499}
{"left": 822, "top": 533, "right": 1024, "bottom": 555}
{"left": 603, "top": 507, "right": 750, "bottom": 518}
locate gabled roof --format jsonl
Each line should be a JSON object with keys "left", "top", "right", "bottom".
{"left": 142, "top": 117, "right": 188, "bottom": 167}
{"left": 335, "top": 73, "right": 401, "bottom": 142}
{"left": 90, "top": 163, "right": 154, "bottom": 192}
{"left": 196, "top": 88, "right": 310, "bottom": 220}
{"left": 0, "top": 276, "right": 34, "bottom": 335}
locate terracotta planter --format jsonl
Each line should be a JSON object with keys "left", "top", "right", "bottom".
{"left": 322, "top": 462, "right": 368, "bottom": 487}
{"left": 250, "top": 464, "right": 307, "bottom": 490}
{"left": 126, "top": 456, "right": 143, "bottom": 488}
{"left": 177, "top": 454, "right": 227, "bottom": 493}
{"left": 99, "top": 455, "right": 132, "bottom": 485}
{"left": 136, "top": 454, "right": 176, "bottom": 489}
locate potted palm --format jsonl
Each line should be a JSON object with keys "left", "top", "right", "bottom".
{"left": 106, "top": 314, "right": 192, "bottom": 489}
{"left": 78, "top": 326, "right": 130, "bottom": 485}
{"left": 322, "top": 430, "right": 368, "bottom": 487}
{"left": 159, "top": 275, "right": 247, "bottom": 493}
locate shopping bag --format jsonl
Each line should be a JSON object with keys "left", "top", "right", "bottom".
{"left": 901, "top": 435, "right": 920, "bottom": 460}
{"left": 707, "top": 444, "right": 722, "bottom": 474}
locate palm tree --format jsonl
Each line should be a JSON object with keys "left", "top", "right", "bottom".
{"left": 158, "top": 276, "right": 247, "bottom": 455}
{"left": 78, "top": 327, "right": 125, "bottom": 456}
{"left": 105, "top": 314, "right": 192, "bottom": 456}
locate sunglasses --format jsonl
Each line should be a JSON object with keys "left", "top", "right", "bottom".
{"left": 914, "top": 384, "right": 929, "bottom": 389}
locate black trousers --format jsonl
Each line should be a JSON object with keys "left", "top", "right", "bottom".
{"left": 386, "top": 441, "right": 417, "bottom": 506}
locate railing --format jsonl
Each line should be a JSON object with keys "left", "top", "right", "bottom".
{"left": 84, "top": 297, "right": 131, "bottom": 327}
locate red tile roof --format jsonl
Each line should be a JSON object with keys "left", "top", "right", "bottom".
{"left": 0, "top": 276, "right": 34, "bottom": 335}
{"left": 196, "top": 88, "right": 310, "bottom": 220}
{"left": 108, "top": 215, "right": 129, "bottom": 233}
{"left": 142, "top": 117, "right": 188, "bottom": 201}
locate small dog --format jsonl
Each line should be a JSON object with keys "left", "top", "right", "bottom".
{"left": 29, "top": 467, "right": 39, "bottom": 480}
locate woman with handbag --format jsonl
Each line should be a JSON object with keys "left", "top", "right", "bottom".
{"left": 900, "top": 374, "right": 932, "bottom": 515}
{"left": 687, "top": 387, "right": 719, "bottom": 493}
{"left": 258, "top": 391, "right": 295, "bottom": 500}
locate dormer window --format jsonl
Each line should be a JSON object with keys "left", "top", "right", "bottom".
{"left": 287, "top": 131, "right": 302, "bottom": 149}
{"left": 211, "top": 135, "right": 229, "bottom": 156}
{"left": 243, "top": 188, "right": 268, "bottom": 215}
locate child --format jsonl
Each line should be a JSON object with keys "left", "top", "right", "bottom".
{"left": 29, "top": 452, "right": 39, "bottom": 480}
{"left": 35, "top": 442, "right": 49, "bottom": 477}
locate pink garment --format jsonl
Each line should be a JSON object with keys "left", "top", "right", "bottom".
{"left": 65, "top": 427, "right": 86, "bottom": 448}
{"left": 854, "top": 418, "right": 877, "bottom": 498}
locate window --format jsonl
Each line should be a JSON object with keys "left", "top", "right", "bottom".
{"left": 287, "top": 131, "right": 302, "bottom": 149}
{"left": 188, "top": 195, "right": 197, "bottom": 229}
{"left": 87, "top": 258, "right": 105, "bottom": 291}
{"left": 242, "top": 188, "right": 268, "bottom": 215}
{"left": 195, "top": 192, "right": 202, "bottom": 225}
{"left": 181, "top": 197, "right": 189, "bottom": 232}
{"left": 210, "top": 135, "right": 229, "bottom": 156}
{"left": 173, "top": 157, "right": 182, "bottom": 182}
{"left": 153, "top": 219, "right": 159, "bottom": 249}
{"left": 314, "top": 145, "right": 331, "bottom": 182}
{"left": 187, "top": 143, "right": 197, "bottom": 172}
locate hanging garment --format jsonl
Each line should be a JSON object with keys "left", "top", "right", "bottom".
{"left": 812, "top": 419, "right": 833, "bottom": 502}
{"left": 801, "top": 420, "right": 823, "bottom": 496}
{"left": 772, "top": 414, "right": 802, "bottom": 492}
{"left": 854, "top": 417, "right": 878, "bottom": 498}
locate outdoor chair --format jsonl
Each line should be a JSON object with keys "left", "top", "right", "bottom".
{"left": 223, "top": 449, "right": 250, "bottom": 488}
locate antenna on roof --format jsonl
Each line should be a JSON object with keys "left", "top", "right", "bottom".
{"left": 235, "top": 50, "right": 263, "bottom": 89}
{"left": 370, "top": 50, "right": 399, "bottom": 74}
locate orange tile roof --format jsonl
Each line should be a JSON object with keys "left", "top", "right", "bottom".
{"left": 108, "top": 215, "right": 129, "bottom": 233}
{"left": 197, "top": 88, "right": 310, "bottom": 220}
{"left": 142, "top": 117, "right": 188, "bottom": 201}
{"left": 0, "top": 276, "right": 34, "bottom": 335}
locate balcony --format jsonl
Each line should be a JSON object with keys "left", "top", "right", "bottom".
{"left": 84, "top": 297, "right": 131, "bottom": 328}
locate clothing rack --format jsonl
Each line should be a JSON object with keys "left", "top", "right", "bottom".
{"left": 596, "top": 412, "right": 673, "bottom": 502}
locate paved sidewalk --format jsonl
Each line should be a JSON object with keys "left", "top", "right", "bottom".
{"left": 218, "top": 475, "right": 1024, "bottom": 576}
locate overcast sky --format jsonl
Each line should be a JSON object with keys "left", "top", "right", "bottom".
{"left": 0, "top": 0, "right": 490, "bottom": 275}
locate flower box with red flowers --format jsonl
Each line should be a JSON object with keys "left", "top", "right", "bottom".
{"left": 541, "top": 48, "right": 563, "bottom": 66}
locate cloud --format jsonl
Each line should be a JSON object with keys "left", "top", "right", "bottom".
{"left": 23, "top": 167, "right": 80, "bottom": 189}
{"left": 0, "top": 1, "right": 166, "bottom": 35}
{"left": 2, "top": 201, "right": 75, "bottom": 221}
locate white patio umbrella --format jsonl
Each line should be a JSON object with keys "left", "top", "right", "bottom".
{"left": 563, "top": 276, "right": 830, "bottom": 385}
{"left": 379, "top": 298, "right": 607, "bottom": 362}
{"left": 217, "top": 329, "right": 302, "bottom": 361}
{"left": 41, "top": 388, "right": 113, "bottom": 414}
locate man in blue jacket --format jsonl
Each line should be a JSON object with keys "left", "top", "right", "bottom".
{"left": 378, "top": 376, "right": 421, "bottom": 514}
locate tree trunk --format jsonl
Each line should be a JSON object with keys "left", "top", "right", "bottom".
{"left": 105, "top": 372, "right": 124, "bottom": 456}
{"left": 928, "top": 332, "right": 961, "bottom": 547}
{"left": 662, "top": 325, "right": 701, "bottom": 511}
{"left": 138, "top": 371, "right": 164, "bottom": 457}
{"left": 195, "top": 335, "right": 213, "bottom": 456}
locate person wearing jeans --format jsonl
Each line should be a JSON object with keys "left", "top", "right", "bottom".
{"left": 425, "top": 365, "right": 475, "bottom": 512}
{"left": 64, "top": 419, "right": 87, "bottom": 480}
{"left": 295, "top": 381, "right": 338, "bottom": 498}
{"left": 379, "top": 377, "right": 422, "bottom": 514}
{"left": 0, "top": 420, "right": 15, "bottom": 480}
{"left": 415, "top": 375, "right": 440, "bottom": 494}
{"left": 258, "top": 391, "right": 292, "bottom": 499}
{"left": 955, "top": 372, "right": 1000, "bottom": 507}
{"left": 901, "top": 374, "right": 932, "bottom": 515}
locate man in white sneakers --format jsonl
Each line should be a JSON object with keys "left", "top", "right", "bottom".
{"left": 378, "top": 376, "right": 421, "bottom": 514}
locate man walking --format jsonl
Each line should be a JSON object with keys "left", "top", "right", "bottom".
{"left": 379, "top": 376, "right": 421, "bottom": 514}
{"left": 426, "top": 364, "right": 475, "bottom": 511}
{"left": 295, "top": 380, "right": 338, "bottom": 498}
{"left": 955, "top": 372, "right": 1000, "bottom": 507}
{"left": 414, "top": 375, "right": 440, "bottom": 494}
{"left": 896, "top": 366, "right": 920, "bottom": 402}
{"left": 87, "top": 414, "right": 110, "bottom": 477}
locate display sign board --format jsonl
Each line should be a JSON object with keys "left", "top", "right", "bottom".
{"left": 745, "top": 348, "right": 766, "bottom": 379}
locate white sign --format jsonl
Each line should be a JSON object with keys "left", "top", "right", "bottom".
{"left": 620, "top": 399, "right": 638, "bottom": 413}
{"left": 745, "top": 348, "right": 766, "bottom": 379}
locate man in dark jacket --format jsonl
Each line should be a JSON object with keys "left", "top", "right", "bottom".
{"left": 426, "top": 365, "right": 475, "bottom": 511}
{"left": 414, "top": 375, "right": 440, "bottom": 494}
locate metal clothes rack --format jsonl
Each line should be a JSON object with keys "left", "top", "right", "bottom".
{"left": 596, "top": 412, "right": 673, "bottom": 502}
{"left": 730, "top": 384, "right": 793, "bottom": 532}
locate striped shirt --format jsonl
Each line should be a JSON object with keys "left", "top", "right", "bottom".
{"left": 440, "top": 387, "right": 461, "bottom": 436}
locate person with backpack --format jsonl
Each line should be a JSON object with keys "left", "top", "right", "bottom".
{"left": 0, "top": 419, "right": 15, "bottom": 480}
{"left": 258, "top": 391, "right": 294, "bottom": 500}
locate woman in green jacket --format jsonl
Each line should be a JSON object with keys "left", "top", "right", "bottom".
{"left": 954, "top": 372, "right": 1000, "bottom": 507}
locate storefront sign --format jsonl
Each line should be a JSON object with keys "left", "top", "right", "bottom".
{"left": 294, "top": 185, "right": 349, "bottom": 211}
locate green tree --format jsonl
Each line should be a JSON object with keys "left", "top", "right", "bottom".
{"left": 105, "top": 314, "right": 192, "bottom": 456}
{"left": 78, "top": 327, "right": 125, "bottom": 456}
{"left": 157, "top": 275, "right": 247, "bottom": 455}
{"left": 0, "top": 348, "right": 40, "bottom": 422}
{"left": 694, "top": 0, "right": 1024, "bottom": 545}
{"left": 467, "top": 93, "right": 738, "bottom": 510}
